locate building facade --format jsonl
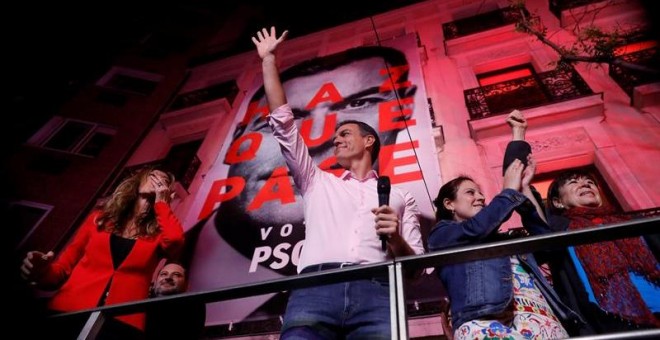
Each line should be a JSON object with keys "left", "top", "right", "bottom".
{"left": 10, "top": 0, "right": 658, "bottom": 338}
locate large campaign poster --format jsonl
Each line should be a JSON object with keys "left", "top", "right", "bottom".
{"left": 182, "top": 33, "right": 442, "bottom": 325}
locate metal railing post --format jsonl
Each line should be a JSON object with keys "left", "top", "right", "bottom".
{"left": 388, "top": 263, "right": 399, "bottom": 339}
{"left": 77, "top": 311, "right": 104, "bottom": 340}
{"left": 394, "top": 262, "right": 409, "bottom": 340}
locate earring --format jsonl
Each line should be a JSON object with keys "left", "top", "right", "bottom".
{"left": 450, "top": 209, "right": 455, "bottom": 215}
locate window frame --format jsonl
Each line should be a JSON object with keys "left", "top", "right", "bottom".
{"left": 27, "top": 116, "right": 116, "bottom": 157}
{"left": 10, "top": 200, "right": 53, "bottom": 249}
{"left": 96, "top": 66, "right": 163, "bottom": 96}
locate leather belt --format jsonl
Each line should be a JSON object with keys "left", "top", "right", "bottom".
{"left": 300, "top": 262, "right": 357, "bottom": 273}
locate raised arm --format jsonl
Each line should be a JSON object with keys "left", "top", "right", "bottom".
{"left": 251, "top": 26, "right": 289, "bottom": 111}
{"left": 521, "top": 153, "right": 548, "bottom": 225}
{"left": 507, "top": 110, "right": 549, "bottom": 226}
{"left": 506, "top": 109, "right": 527, "bottom": 141}
{"left": 429, "top": 160, "right": 526, "bottom": 250}
{"left": 253, "top": 27, "right": 317, "bottom": 193}
{"left": 502, "top": 110, "right": 531, "bottom": 176}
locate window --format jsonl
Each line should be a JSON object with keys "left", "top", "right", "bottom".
{"left": 9, "top": 201, "right": 53, "bottom": 249}
{"left": 28, "top": 116, "right": 116, "bottom": 157}
{"left": 443, "top": 6, "right": 528, "bottom": 40}
{"left": 96, "top": 66, "right": 163, "bottom": 96}
{"left": 465, "top": 63, "right": 594, "bottom": 120}
{"left": 610, "top": 39, "right": 659, "bottom": 97}
{"left": 549, "top": 0, "right": 606, "bottom": 19}
{"left": 476, "top": 64, "right": 550, "bottom": 115}
{"left": 614, "top": 40, "right": 657, "bottom": 56}
{"left": 478, "top": 65, "right": 535, "bottom": 86}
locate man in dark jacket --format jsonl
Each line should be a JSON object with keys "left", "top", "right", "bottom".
{"left": 145, "top": 262, "right": 206, "bottom": 340}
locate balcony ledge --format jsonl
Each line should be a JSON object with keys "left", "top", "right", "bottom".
{"left": 444, "top": 24, "right": 524, "bottom": 56}
{"left": 633, "top": 82, "right": 660, "bottom": 110}
{"left": 468, "top": 93, "right": 604, "bottom": 140}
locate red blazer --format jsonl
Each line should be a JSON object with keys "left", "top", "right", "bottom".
{"left": 41, "top": 202, "right": 184, "bottom": 331}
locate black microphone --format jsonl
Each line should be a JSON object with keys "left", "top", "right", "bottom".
{"left": 377, "top": 176, "right": 391, "bottom": 251}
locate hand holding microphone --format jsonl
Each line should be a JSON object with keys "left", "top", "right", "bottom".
{"left": 376, "top": 176, "right": 392, "bottom": 251}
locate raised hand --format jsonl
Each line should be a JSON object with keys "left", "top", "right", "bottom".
{"left": 503, "top": 159, "right": 524, "bottom": 192}
{"left": 149, "top": 172, "right": 173, "bottom": 203}
{"left": 506, "top": 109, "right": 527, "bottom": 141}
{"left": 251, "top": 26, "right": 289, "bottom": 60}
{"left": 519, "top": 153, "right": 547, "bottom": 222}
{"left": 20, "top": 250, "right": 54, "bottom": 284}
{"left": 253, "top": 26, "right": 289, "bottom": 110}
{"left": 521, "top": 153, "right": 536, "bottom": 188}
{"left": 506, "top": 109, "right": 527, "bottom": 129}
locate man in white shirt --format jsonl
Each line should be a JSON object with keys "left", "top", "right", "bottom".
{"left": 185, "top": 25, "right": 425, "bottom": 326}
{"left": 253, "top": 26, "right": 424, "bottom": 339}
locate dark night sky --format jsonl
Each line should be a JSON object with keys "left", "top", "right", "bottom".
{"left": 9, "top": 1, "right": 424, "bottom": 93}
{"left": 8, "top": 1, "right": 426, "bottom": 149}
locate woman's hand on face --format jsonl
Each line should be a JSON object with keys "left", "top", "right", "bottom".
{"left": 503, "top": 159, "right": 524, "bottom": 191}
{"left": 149, "top": 173, "right": 172, "bottom": 203}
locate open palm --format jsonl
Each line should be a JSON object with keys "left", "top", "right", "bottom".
{"left": 251, "top": 26, "right": 288, "bottom": 59}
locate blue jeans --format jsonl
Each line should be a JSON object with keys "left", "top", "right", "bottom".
{"left": 281, "top": 273, "right": 391, "bottom": 339}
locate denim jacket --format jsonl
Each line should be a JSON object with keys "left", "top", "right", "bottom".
{"left": 428, "top": 189, "right": 584, "bottom": 330}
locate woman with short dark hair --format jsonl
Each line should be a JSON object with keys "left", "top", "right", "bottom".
{"left": 545, "top": 169, "right": 660, "bottom": 332}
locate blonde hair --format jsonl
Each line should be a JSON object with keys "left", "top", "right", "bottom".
{"left": 95, "top": 166, "right": 175, "bottom": 238}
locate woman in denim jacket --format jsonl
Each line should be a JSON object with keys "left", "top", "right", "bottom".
{"left": 428, "top": 111, "right": 583, "bottom": 339}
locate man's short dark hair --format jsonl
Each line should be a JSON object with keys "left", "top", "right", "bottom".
{"left": 161, "top": 260, "right": 187, "bottom": 276}
{"left": 337, "top": 120, "right": 381, "bottom": 165}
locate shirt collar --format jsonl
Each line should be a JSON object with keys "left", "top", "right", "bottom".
{"left": 341, "top": 169, "right": 378, "bottom": 182}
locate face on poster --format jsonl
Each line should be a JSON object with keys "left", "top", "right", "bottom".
{"left": 184, "top": 33, "right": 441, "bottom": 324}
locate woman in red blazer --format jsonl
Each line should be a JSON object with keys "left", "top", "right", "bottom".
{"left": 21, "top": 166, "right": 185, "bottom": 338}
